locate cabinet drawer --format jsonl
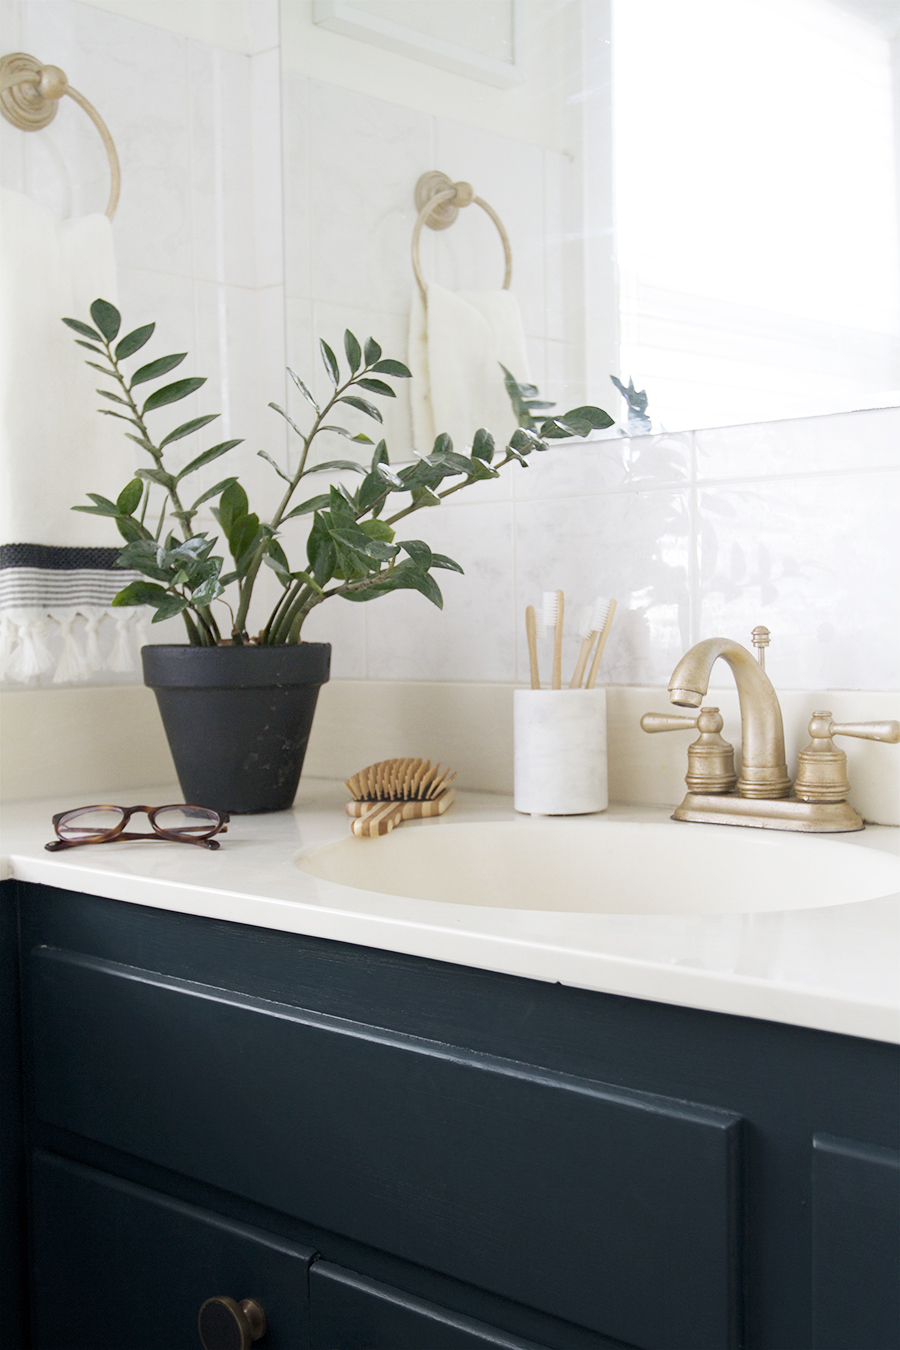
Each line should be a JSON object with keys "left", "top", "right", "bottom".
{"left": 310, "top": 1261, "right": 550, "bottom": 1349}
{"left": 31, "top": 1150, "right": 313, "bottom": 1349}
{"left": 30, "top": 944, "right": 742, "bottom": 1350}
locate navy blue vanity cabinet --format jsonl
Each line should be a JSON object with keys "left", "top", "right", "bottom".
{"left": 0, "top": 881, "right": 26, "bottom": 1349}
{"left": 11, "top": 880, "right": 900, "bottom": 1350}
{"left": 30, "top": 1150, "right": 315, "bottom": 1348}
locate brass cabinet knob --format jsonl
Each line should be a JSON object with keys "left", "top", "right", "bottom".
{"left": 198, "top": 1296, "right": 267, "bottom": 1350}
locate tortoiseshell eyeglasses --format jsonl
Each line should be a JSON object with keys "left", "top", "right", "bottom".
{"left": 45, "top": 804, "right": 229, "bottom": 852}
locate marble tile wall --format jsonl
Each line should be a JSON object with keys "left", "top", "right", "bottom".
{"left": 300, "top": 407, "right": 900, "bottom": 693}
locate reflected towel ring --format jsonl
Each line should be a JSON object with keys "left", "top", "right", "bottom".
{"left": 412, "top": 170, "right": 512, "bottom": 302}
{"left": 0, "top": 52, "right": 121, "bottom": 220}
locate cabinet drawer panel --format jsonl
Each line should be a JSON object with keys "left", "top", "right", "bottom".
{"left": 812, "top": 1133, "right": 900, "bottom": 1350}
{"left": 31, "top": 1150, "right": 314, "bottom": 1349}
{"left": 31, "top": 946, "right": 742, "bottom": 1350}
{"left": 310, "top": 1262, "right": 551, "bottom": 1349}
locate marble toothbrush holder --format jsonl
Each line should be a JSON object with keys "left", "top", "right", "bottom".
{"left": 514, "top": 688, "right": 608, "bottom": 815}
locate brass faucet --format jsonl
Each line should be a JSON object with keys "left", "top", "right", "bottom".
{"left": 642, "top": 627, "right": 899, "bottom": 832}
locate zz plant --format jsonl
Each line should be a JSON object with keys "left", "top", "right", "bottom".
{"left": 64, "top": 299, "right": 613, "bottom": 646}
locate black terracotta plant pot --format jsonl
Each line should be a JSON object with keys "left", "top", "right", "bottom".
{"left": 142, "top": 643, "right": 331, "bottom": 814}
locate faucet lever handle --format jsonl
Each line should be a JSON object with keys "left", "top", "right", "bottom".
{"left": 642, "top": 707, "right": 737, "bottom": 794}
{"left": 796, "top": 712, "right": 899, "bottom": 804}
{"left": 829, "top": 719, "right": 900, "bottom": 744}
{"left": 641, "top": 711, "right": 701, "bottom": 733}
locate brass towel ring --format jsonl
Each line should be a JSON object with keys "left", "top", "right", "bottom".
{"left": 0, "top": 52, "right": 120, "bottom": 220}
{"left": 412, "top": 170, "right": 512, "bottom": 301}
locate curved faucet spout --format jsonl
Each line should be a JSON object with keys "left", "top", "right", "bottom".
{"left": 668, "top": 638, "right": 791, "bottom": 799}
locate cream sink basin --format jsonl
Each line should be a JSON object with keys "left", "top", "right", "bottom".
{"left": 297, "top": 819, "right": 900, "bottom": 916}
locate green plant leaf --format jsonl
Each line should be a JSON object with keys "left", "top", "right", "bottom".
{"left": 560, "top": 404, "right": 614, "bottom": 431}
{"left": 257, "top": 449, "right": 292, "bottom": 483}
{"left": 371, "top": 358, "right": 411, "bottom": 377}
{"left": 216, "top": 481, "right": 249, "bottom": 537}
{"left": 431, "top": 552, "right": 464, "bottom": 573}
{"left": 176, "top": 438, "right": 243, "bottom": 481}
{"left": 410, "top": 486, "right": 441, "bottom": 507}
{"left": 371, "top": 440, "right": 389, "bottom": 467}
{"left": 319, "top": 425, "right": 374, "bottom": 444}
{"left": 509, "top": 427, "right": 541, "bottom": 454}
{"left": 302, "top": 459, "right": 367, "bottom": 476}
{"left": 401, "top": 539, "right": 433, "bottom": 570}
{"left": 142, "top": 377, "right": 206, "bottom": 414}
{"left": 97, "top": 389, "right": 130, "bottom": 406}
{"left": 229, "top": 513, "right": 261, "bottom": 563}
{"left": 338, "top": 395, "right": 382, "bottom": 423}
{"left": 115, "top": 516, "right": 154, "bottom": 543}
{"left": 262, "top": 537, "right": 292, "bottom": 579}
{"left": 471, "top": 427, "right": 495, "bottom": 462}
{"left": 62, "top": 317, "right": 104, "bottom": 342}
{"left": 90, "top": 299, "right": 121, "bottom": 342}
{"left": 364, "top": 337, "right": 382, "bottom": 365}
{"left": 86, "top": 492, "right": 121, "bottom": 514}
{"left": 190, "top": 573, "right": 225, "bottom": 607}
{"left": 71, "top": 503, "right": 117, "bottom": 518}
{"left": 130, "top": 352, "right": 187, "bottom": 387}
{"left": 124, "top": 433, "right": 160, "bottom": 455}
{"left": 310, "top": 535, "right": 337, "bottom": 586}
{"left": 356, "top": 378, "right": 396, "bottom": 398}
{"left": 390, "top": 561, "right": 443, "bottom": 608}
{"left": 360, "top": 518, "right": 395, "bottom": 543}
{"left": 117, "top": 478, "right": 143, "bottom": 516}
{"left": 320, "top": 339, "right": 340, "bottom": 385}
{"left": 282, "top": 494, "right": 331, "bottom": 521}
{"left": 111, "top": 579, "right": 170, "bottom": 608}
{"left": 358, "top": 472, "right": 389, "bottom": 512}
{"left": 269, "top": 402, "right": 307, "bottom": 440}
{"left": 86, "top": 361, "right": 115, "bottom": 375}
{"left": 159, "top": 414, "right": 220, "bottom": 449}
{"left": 136, "top": 468, "right": 177, "bottom": 494}
{"left": 344, "top": 329, "right": 362, "bottom": 374}
{"left": 465, "top": 457, "right": 499, "bottom": 481}
{"left": 287, "top": 367, "right": 319, "bottom": 411}
{"left": 150, "top": 593, "right": 191, "bottom": 622}
{"left": 98, "top": 409, "right": 142, "bottom": 428}
{"left": 190, "top": 477, "right": 238, "bottom": 511}
{"left": 115, "top": 323, "right": 155, "bottom": 360}
{"left": 76, "top": 341, "right": 109, "bottom": 357}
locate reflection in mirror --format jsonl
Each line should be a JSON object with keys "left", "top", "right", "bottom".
{"left": 282, "top": 0, "right": 900, "bottom": 447}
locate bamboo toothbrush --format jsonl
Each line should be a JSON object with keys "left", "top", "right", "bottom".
{"left": 569, "top": 602, "right": 601, "bottom": 688}
{"left": 345, "top": 758, "right": 456, "bottom": 837}
{"left": 585, "top": 597, "right": 617, "bottom": 689}
{"left": 525, "top": 604, "right": 541, "bottom": 689}
{"left": 542, "top": 589, "right": 565, "bottom": 690}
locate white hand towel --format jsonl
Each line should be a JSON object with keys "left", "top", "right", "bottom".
{"left": 408, "top": 281, "right": 531, "bottom": 455}
{"left": 0, "top": 189, "right": 141, "bottom": 682}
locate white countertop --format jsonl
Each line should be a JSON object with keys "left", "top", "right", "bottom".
{"left": 2, "top": 781, "right": 899, "bottom": 1044}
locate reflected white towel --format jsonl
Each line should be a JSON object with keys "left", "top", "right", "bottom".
{"left": 408, "top": 281, "right": 530, "bottom": 455}
{"left": 0, "top": 188, "right": 121, "bottom": 547}
{"left": 0, "top": 189, "right": 142, "bottom": 682}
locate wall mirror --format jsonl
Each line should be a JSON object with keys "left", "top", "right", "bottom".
{"left": 280, "top": 0, "right": 900, "bottom": 441}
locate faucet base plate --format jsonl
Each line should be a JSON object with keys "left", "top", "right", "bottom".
{"left": 673, "top": 793, "right": 864, "bottom": 833}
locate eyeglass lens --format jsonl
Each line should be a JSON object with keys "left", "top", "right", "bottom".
{"left": 152, "top": 805, "right": 221, "bottom": 836}
{"left": 55, "top": 805, "right": 222, "bottom": 840}
{"left": 56, "top": 806, "right": 125, "bottom": 840}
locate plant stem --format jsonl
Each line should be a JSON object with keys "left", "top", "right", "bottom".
{"left": 235, "top": 366, "right": 374, "bottom": 639}
{"left": 101, "top": 337, "right": 195, "bottom": 537}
